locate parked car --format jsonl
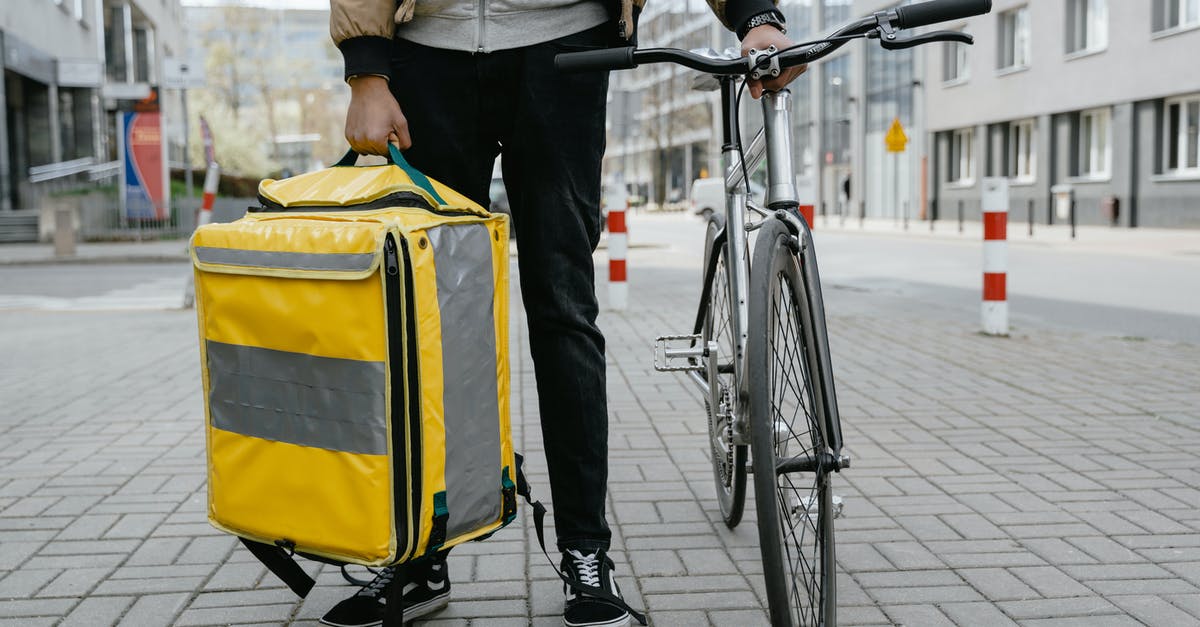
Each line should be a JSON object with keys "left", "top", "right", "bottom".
{"left": 691, "top": 177, "right": 765, "bottom": 219}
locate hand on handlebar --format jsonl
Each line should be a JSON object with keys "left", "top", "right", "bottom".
{"left": 741, "top": 25, "right": 807, "bottom": 99}
{"left": 345, "top": 75, "right": 413, "bottom": 155}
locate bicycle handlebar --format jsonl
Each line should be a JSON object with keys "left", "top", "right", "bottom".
{"left": 553, "top": 47, "right": 636, "bottom": 73}
{"left": 895, "top": 0, "right": 992, "bottom": 29}
{"left": 554, "top": 0, "right": 991, "bottom": 75}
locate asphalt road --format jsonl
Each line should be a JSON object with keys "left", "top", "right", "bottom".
{"left": 0, "top": 213, "right": 1196, "bottom": 342}
{"left": 624, "top": 212, "right": 1200, "bottom": 344}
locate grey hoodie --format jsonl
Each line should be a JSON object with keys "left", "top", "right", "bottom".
{"left": 396, "top": 0, "right": 609, "bottom": 53}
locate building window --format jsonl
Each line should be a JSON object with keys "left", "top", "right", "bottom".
{"left": 998, "top": 6, "right": 1031, "bottom": 70}
{"left": 1067, "top": 0, "right": 1107, "bottom": 53}
{"left": 942, "top": 29, "right": 969, "bottom": 82}
{"left": 1078, "top": 108, "right": 1111, "bottom": 178}
{"left": 949, "top": 128, "right": 975, "bottom": 184}
{"left": 1165, "top": 95, "right": 1200, "bottom": 174}
{"left": 1154, "top": 0, "right": 1200, "bottom": 32}
{"left": 1009, "top": 119, "right": 1036, "bottom": 181}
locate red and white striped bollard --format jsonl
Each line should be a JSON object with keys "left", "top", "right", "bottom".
{"left": 198, "top": 161, "right": 220, "bottom": 227}
{"left": 184, "top": 162, "right": 220, "bottom": 309}
{"left": 607, "top": 188, "right": 627, "bottom": 311}
{"left": 981, "top": 177, "right": 1008, "bottom": 335}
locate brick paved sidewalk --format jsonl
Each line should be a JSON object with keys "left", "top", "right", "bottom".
{"left": 1, "top": 216, "right": 1198, "bottom": 625}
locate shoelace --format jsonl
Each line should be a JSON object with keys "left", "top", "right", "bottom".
{"left": 357, "top": 566, "right": 394, "bottom": 598}
{"left": 566, "top": 550, "right": 602, "bottom": 589}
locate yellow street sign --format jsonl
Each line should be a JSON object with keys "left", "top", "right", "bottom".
{"left": 885, "top": 117, "right": 908, "bottom": 153}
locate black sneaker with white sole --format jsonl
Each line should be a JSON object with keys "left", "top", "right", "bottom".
{"left": 320, "top": 557, "right": 450, "bottom": 627}
{"left": 561, "top": 549, "right": 632, "bottom": 627}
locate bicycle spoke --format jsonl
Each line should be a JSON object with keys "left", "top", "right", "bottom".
{"left": 768, "top": 266, "right": 826, "bottom": 624}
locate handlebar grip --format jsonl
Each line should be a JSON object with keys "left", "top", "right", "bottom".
{"left": 554, "top": 47, "right": 636, "bottom": 73}
{"left": 894, "top": 0, "right": 992, "bottom": 29}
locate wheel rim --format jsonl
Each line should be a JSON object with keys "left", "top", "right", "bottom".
{"left": 767, "top": 266, "right": 829, "bottom": 626}
{"left": 705, "top": 251, "right": 738, "bottom": 512}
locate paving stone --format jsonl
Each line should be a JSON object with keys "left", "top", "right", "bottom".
{"left": 645, "top": 591, "right": 760, "bottom": 611}
{"left": 956, "top": 568, "right": 1038, "bottom": 601}
{"left": 880, "top": 603, "right": 956, "bottom": 626}
{"left": 37, "top": 566, "right": 113, "bottom": 598}
{"left": 874, "top": 542, "right": 945, "bottom": 570}
{"left": 996, "top": 597, "right": 1121, "bottom": 620}
{"left": 174, "top": 603, "right": 295, "bottom": 625}
{"left": 678, "top": 548, "right": 738, "bottom": 575}
{"left": 58, "top": 595, "right": 133, "bottom": 627}
{"left": 939, "top": 601, "right": 1019, "bottom": 626}
{"left": 118, "top": 592, "right": 191, "bottom": 627}
{"left": 0, "top": 598, "right": 76, "bottom": 618}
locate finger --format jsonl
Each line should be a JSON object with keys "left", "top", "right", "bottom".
{"left": 748, "top": 79, "right": 762, "bottom": 99}
{"left": 364, "top": 134, "right": 390, "bottom": 156}
{"left": 391, "top": 123, "right": 413, "bottom": 150}
{"left": 348, "top": 134, "right": 372, "bottom": 157}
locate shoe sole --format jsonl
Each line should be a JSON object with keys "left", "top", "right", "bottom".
{"left": 406, "top": 589, "right": 451, "bottom": 621}
{"left": 319, "top": 590, "right": 450, "bottom": 627}
{"left": 564, "top": 614, "right": 632, "bottom": 627}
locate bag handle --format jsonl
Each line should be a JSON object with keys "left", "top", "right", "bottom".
{"left": 335, "top": 144, "right": 447, "bottom": 206}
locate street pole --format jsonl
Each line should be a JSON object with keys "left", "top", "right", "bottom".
{"left": 183, "top": 87, "right": 193, "bottom": 201}
{"left": 1070, "top": 197, "right": 1077, "bottom": 240}
{"left": 893, "top": 152, "right": 900, "bottom": 227}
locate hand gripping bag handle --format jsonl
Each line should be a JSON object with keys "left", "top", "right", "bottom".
{"left": 335, "top": 144, "right": 447, "bottom": 206}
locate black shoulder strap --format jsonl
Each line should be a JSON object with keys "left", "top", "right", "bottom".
{"left": 240, "top": 538, "right": 315, "bottom": 598}
{"left": 515, "top": 456, "right": 648, "bottom": 626}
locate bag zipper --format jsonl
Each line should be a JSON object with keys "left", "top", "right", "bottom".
{"left": 385, "top": 234, "right": 424, "bottom": 561}
{"left": 254, "top": 191, "right": 486, "bottom": 218}
{"left": 383, "top": 234, "right": 415, "bottom": 560}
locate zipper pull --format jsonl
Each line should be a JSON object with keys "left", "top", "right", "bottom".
{"left": 384, "top": 236, "right": 399, "bottom": 276}
{"left": 618, "top": 19, "right": 627, "bottom": 39}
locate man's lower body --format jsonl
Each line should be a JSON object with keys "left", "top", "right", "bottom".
{"left": 322, "top": 23, "right": 632, "bottom": 627}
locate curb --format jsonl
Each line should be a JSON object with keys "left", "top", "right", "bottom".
{"left": 0, "top": 254, "right": 190, "bottom": 267}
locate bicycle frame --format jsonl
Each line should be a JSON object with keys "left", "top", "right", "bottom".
{"left": 687, "top": 76, "right": 844, "bottom": 455}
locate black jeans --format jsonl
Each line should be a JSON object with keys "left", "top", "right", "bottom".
{"left": 390, "top": 24, "right": 612, "bottom": 552}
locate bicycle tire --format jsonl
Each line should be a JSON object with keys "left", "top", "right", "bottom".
{"left": 748, "top": 218, "right": 836, "bottom": 626}
{"left": 702, "top": 215, "right": 747, "bottom": 528}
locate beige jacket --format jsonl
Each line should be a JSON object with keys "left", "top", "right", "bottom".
{"left": 331, "top": 0, "right": 771, "bottom": 49}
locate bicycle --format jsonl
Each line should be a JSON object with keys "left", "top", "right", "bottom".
{"left": 557, "top": 0, "right": 991, "bottom": 624}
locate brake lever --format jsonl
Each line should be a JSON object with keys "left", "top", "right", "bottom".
{"left": 877, "top": 30, "right": 974, "bottom": 50}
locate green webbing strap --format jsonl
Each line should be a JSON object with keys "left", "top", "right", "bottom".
{"left": 501, "top": 466, "right": 518, "bottom": 525}
{"left": 428, "top": 491, "right": 449, "bottom": 552}
{"left": 333, "top": 145, "right": 447, "bottom": 206}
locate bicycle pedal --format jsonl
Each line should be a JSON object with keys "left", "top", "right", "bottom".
{"left": 653, "top": 334, "right": 710, "bottom": 372}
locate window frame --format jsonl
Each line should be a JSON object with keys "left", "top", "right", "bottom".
{"left": 1077, "top": 107, "right": 1112, "bottom": 180}
{"left": 1164, "top": 95, "right": 1200, "bottom": 175}
{"left": 1008, "top": 119, "right": 1037, "bottom": 183}
{"left": 1154, "top": 0, "right": 1200, "bottom": 33}
{"left": 949, "top": 128, "right": 976, "bottom": 185}
{"left": 1066, "top": 0, "right": 1108, "bottom": 55}
{"left": 942, "top": 28, "right": 970, "bottom": 84}
{"left": 998, "top": 6, "right": 1031, "bottom": 71}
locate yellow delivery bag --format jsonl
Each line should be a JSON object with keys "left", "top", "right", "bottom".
{"left": 190, "top": 146, "right": 514, "bottom": 594}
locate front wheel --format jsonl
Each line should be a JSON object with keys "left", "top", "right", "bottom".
{"left": 748, "top": 218, "right": 836, "bottom": 626}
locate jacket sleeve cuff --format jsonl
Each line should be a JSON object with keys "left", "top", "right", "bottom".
{"left": 726, "top": 0, "right": 782, "bottom": 38}
{"left": 338, "top": 36, "right": 393, "bottom": 82}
